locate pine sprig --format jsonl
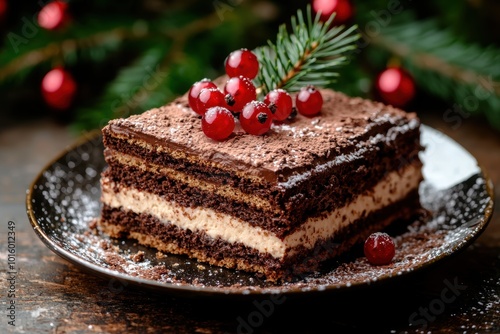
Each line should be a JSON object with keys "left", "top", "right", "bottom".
{"left": 73, "top": 11, "right": 242, "bottom": 130}
{"left": 0, "top": 19, "right": 138, "bottom": 85}
{"left": 255, "top": 5, "right": 359, "bottom": 95}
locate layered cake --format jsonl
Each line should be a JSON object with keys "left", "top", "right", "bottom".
{"left": 99, "top": 89, "right": 422, "bottom": 281}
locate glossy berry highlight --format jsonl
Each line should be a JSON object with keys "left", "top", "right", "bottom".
{"left": 264, "top": 89, "right": 293, "bottom": 121}
{"left": 364, "top": 232, "right": 395, "bottom": 266}
{"left": 225, "top": 49, "right": 259, "bottom": 79}
{"left": 38, "top": 1, "right": 70, "bottom": 31}
{"left": 196, "top": 88, "right": 225, "bottom": 115}
{"left": 240, "top": 101, "right": 273, "bottom": 136}
{"left": 224, "top": 76, "right": 257, "bottom": 112}
{"left": 312, "top": 0, "right": 354, "bottom": 26}
{"left": 202, "top": 107, "right": 235, "bottom": 141}
{"left": 188, "top": 79, "right": 217, "bottom": 114}
{"left": 41, "top": 67, "right": 77, "bottom": 110}
{"left": 376, "top": 67, "right": 415, "bottom": 108}
{"left": 296, "top": 85, "right": 323, "bottom": 116}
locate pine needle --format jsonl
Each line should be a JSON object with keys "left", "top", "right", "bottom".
{"left": 254, "top": 5, "right": 360, "bottom": 95}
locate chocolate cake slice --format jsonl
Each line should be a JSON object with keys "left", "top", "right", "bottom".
{"left": 99, "top": 89, "right": 423, "bottom": 281}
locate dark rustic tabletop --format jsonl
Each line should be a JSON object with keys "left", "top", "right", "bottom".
{"left": 1, "top": 110, "right": 499, "bottom": 334}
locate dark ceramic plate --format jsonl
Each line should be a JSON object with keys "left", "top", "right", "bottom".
{"left": 26, "top": 126, "right": 494, "bottom": 296}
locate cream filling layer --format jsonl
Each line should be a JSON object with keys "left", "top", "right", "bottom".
{"left": 101, "top": 164, "right": 421, "bottom": 259}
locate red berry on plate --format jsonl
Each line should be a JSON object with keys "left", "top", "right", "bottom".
{"left": 296, "top": 85, "right": 323, "bottom": 116}
{"left": 202, "top": 106, "right": 235, "bottom": 141}
{"left": 38, "top": 1, "right": 70, "bottom": 31}
{"left": 364, "top": 232, "right": 395, "bottom": 266}
{"left": 224, "top": 76, "right": 257, "bottom": 112}
{"left": 264, "top": 89, "right": 293, "bottom": 122}
{"left": 188, "top": 79, "right": 217, "bottom": 114}
{"left": 225, "top": 48, "right": 259, "bottom": 79}
{"left": 41, "top": 67, "right": 77, "bottom": 110}
{"left": 196, "top": 88, "right": 225, "bottom": 116}
{"left": 240, "top": 101, "right": 273, "bottom": 135}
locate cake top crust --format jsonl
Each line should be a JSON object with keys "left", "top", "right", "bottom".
{"left": 106, "top": 89, "right": 419, "bottom": 183}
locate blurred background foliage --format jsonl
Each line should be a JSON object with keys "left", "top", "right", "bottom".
{"left": 0, "top": 0, "right": 499, "bottom": 131}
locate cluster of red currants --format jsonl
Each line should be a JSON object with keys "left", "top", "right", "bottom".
{"left": 188, "top": 49, "right": 324, "bottom": 141}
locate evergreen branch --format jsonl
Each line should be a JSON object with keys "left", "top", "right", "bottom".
{"left": 75, "top": 45, "right": 172, "bottom": 130}
{"left": 74, "top": 12, "right": 227, "bottom": 130}
{"left": 162, "top": 11, "right": 226, "bottom": 41}
{"left": 254, "top": 5, "right": 360, "bottom": 95}
{"left": 373, "top": 18, "right": 500, "bottom": 129}
{"left": 373, "top": 20, "right": 500, "bottom": 95}
{"left": 0, "top": 22, "right": 140, "bottom": 83}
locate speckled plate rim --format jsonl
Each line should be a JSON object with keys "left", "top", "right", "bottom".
{"left": 26, "top": 126, "right": 495, "bottom": 296}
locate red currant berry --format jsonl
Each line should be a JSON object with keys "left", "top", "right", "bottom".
{"left": 0, "top": 0, "right": 8, "bottom": 21}
{"left": 188, "top": 79, "right": 217, "bottom": 114}
{"left": 312, "top": 0, "right": 354, "bottom": 26}
{"left": 364, "top": 232, "right": 395, "bottom": 266}
{"left": 225, "top": 49, "right": 259, "bottom": 79}
{"left": 264, "top": 89, "right": 293, "bottom": 122}
{"left": 38, "top": 1, "right": 69, "bottom": 31}
{"left": 240, "top": 101, "right": 273, "bottom": 136}
{"left": 296, "top": 85, "right": 323, "bottom": 116}
{"left": 41, "top": 67, "right": 77, "bottom": 110}
{"left": 202, "top": 107, "right": 235, "bottom": 141}
{"left": 376, "top": 67, "right": 415, "bottom": 108}
{"left": 196, "top": 88, "right": 225, "bottom": 115}
{"left": 224, "top": 76, "right": 257, "bottom": 112}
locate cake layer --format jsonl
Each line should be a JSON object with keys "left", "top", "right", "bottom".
{"left": 103, "top": 121, "right": 421, "bottom": 231}
{"left": 99, "top": 190, "right": 420, "bottom": 281}
{"left": 104, "top": 151, "right": 279, "bottom": 213}
{"left": 104, "top": 120, "right": 420, "bottom": 194}
{"left": 100, "top": 162, "right": 422, "bottom": 257}
{"left": 103, "top": 89, "right": 420, "bottom": 186}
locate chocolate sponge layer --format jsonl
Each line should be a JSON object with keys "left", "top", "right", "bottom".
{"left": 99, "top": 189, "right": 420, "bottom": 281}
{"left": 102, "top": 155, "right": 422, "bottom": 238}
{"left": 102, "top": 89, "right": 421, "bottom": 233}
{"left": 102, "top": 89, "right": 421, "bottom": 185}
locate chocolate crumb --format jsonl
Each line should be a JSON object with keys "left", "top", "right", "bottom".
{"left": 88, "top": 218, "right": 98, "bottom": 230}
{"left": 99, "top": 240, "right": 110, "bottom": 250}
{"left": 131, "top": 250, "right": 145, "bottom": 263}
{"left": 156, "top": 251, "right": 166, "bottom": 259}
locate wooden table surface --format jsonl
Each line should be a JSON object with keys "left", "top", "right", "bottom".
{"left": 1, "top": 111, "right": 499, "bottom": 334}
